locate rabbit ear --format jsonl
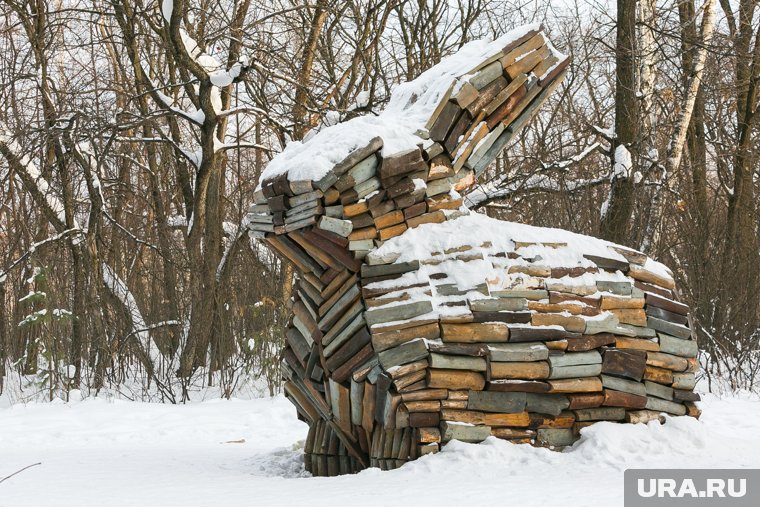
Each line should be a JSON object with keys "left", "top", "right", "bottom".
{"left": 423, "top": 28, "right": 570, "bottom": 192}
{"left": 249, "top": 28, "right": 569, "bottom": 239}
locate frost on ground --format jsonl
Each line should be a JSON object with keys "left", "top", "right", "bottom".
{"left": 1, "top": 392, "right": 759, "bottom": 507}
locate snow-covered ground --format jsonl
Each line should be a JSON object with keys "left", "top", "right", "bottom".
{"left": 1, "top": 392, "right": 759, "bottom": 507}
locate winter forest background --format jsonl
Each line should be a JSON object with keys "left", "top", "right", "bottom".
{"left": 0, "top": 0, "right": 757, "bottom": 404}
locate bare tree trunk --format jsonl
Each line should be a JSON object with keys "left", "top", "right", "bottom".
{"left": 292, "top": 0, "right": 329, "bottom": 141}
{"left": 600, "top": 0, "right": 639, "bottom": 245}
{"left": 637, "top": 0, "right": 660, "bottom": 252}
{"left": 666, "top": 0, "right": 717, "bottom": 175}
{"left": 677, "top": 0, "right": 713, "bottom": 359}
{"left": 725, "top": 0, "right": 759, "bottom": 255}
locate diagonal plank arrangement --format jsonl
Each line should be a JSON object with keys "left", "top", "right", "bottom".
{"left": 247, "top": 25, "right": 700, "bottom": 477}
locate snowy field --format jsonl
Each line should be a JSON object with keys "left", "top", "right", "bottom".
{"left": 1, "top": 392, "right": 759, "bottom": 507}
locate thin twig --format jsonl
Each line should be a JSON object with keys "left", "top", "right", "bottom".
{"left": 0, "top": 462, "right": 42, "bottom": 485}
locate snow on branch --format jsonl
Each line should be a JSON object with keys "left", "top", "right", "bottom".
{"left": 539, "top": 141, "right": 605, "bottom": 171}
{"left": 0, "top": 229, "right": 84, "bottom": 284}
{"left": 161, "top": 4, "right": 249, "bottom": 116}
{"left": 466, "top": 142, "right": 608, "bottom": 209}
{"left": 101, "top": 263, "right": 162, "bottom": 366}
{"left": 466, "top": 172, "right": 608, "bottom": 209}
{"left": 139, "top": 63, "right": 205, "bottom": 125}
{"left": 0, "top": 125, "right": 81, "bottom": 235}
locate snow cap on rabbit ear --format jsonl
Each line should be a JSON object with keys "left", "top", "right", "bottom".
{"left": 250, "top": 25, "right": 571, "bottom": 241}
{"left": 256, "top": 23, "right": 564, "bottom": 189}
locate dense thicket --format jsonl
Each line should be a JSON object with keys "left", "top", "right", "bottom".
{"left": 0, "top": 0, "right": 757, "bottom": 401}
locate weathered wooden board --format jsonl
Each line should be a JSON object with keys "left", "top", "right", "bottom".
{"left": 350, "top": 379, "right": 364, "bottom": 426}
{"left": 467, "top": 391, "right": 527, "bottom": 413}
{"left": 646, "top": 305, "right": 689, "bottom": 326}
{"left": 602, "top": 389, "right": 647, "bottom": 409}
{"left": 672, "top": 372, "right": 696, "bottom": 390}
{"left": 646, "top": 352, "right": 688, "bottom": 372}
{"left": 601, "top": 348, "right": 647, "bottom": 381}
{"left": 483, "top": 412, "right": 531, "bottom": 427}
{"left": 508, "top": 326, "right": 567, "bottom": 342}
{"left": 429, "top": 102, "right": 462, "bottom": 142}
{"left": 658, "top": 333, "right": 698, "bottom": 358}
{"left": 470, "top": 297, "right": 528, "bottom": 312}
{"left": 615, "top": 336, "right": 660, "bottom": 352}
{"left": 573, "top": 407, "right": 626, "bottom": 421}
{"left": 567, "top": 392, "right": 605, "bottom": 410}
{"left": 487, "top": 379, "right": 551, "bottom": 393}
{"left": 566, "top": 333, "right": 616, "bottom": 352}
{"left": 648, "top": 316, "right": 692, "bottom": 340}
{"left": 440, "top": 421, "right": 491, "bottom": 442}
{"left": 601, "top": 374, "right": 647, "bottom": 397}
{"left": 525, "top": 393, "right": 570, "bottom": 417}
{"left": 428, "top": 342, "right": 488, "bottom": 357}
{"left": 409, "top": 411, "right": 440, "bottom": 428}
{"left": 644, "top": 380, "right": 674, "bottom": 401}
{"left": 645, "top": 396, "right": 686, "bottom": 416}
{"left": 536, "top": 428, "right": 576, "bottom": 447}
{"left": 532, "top": 313, "right": 586, "bottom": 333}
{"left": 429, "top": 353, "right": 487, "bottom": 371}
{"left": 491, "top": 361, "right": 550, "bottom": 380}
{"left": 441, "top": 322, "right": 509, "bottom": 343}
{"left": 529, "top": 301, "right": 600, "bottom": 317}
{"left": 488, "top": 342, "right": 549, "bottom": 362}
{"left": 625, "top": 410, "right": 665, "bottom": 424}
{"left": 548, "top": 377, "right": 603, "bottom": 393}
{"left": 644, "top": 292, "right": 689, "bottom": 315}
{"left": 548, "top": 363, "right": 602, "bottom": 379}
{"left": 601, "top": 295, "right": 645, "bottom": 310}
{"left": 644, "top": 365, "right": 674, "bottom": 384}
{"left": 371, "top": 322, "right": 440, "bottom": 353}
{"left": 427, "top": 369, "right": 485, "bottom": 390}
{"left": 377, "top": 339, "right": 429, "bottom": 370}
{"left": 365, "top": 300, "right": 433, "bottom": 328}
{"left": 325, "top": 327, "right": 372, "bottom": 372}
{"left": 547, "top": 350, "right": 602, "bottom": 368}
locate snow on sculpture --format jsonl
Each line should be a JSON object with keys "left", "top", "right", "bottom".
{"left": 247, "top": 24, "right": 700, "bottom": 477}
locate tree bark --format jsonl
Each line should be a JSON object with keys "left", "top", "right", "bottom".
{"left": 600, "top": 0, "right": 639, "bottom": 245}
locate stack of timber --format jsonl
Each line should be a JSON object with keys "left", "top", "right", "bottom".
{"left": 248, "top": 25, "right": 700, "bottom": 477}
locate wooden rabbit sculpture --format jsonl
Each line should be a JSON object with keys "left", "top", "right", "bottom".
{"left": 248, "top": 24, "right": 699, "bottom": 477}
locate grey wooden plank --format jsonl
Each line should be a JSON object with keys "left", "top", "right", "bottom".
{"left": 658, "top": 333, "right": 698, "bottom": 358}
{"left": 525, "top": 393, "right": 570, "bottom": 417}
{"left": 440, "top": 422, "right": 491, "bottom": 442}
{"left": 644, "top": 380, "right": 674, "bottom": 401}
{"left": 547, "top": 350, "right": 602, "bottom": 368}
{"left": 318, "top": 216, "right": 353, "bottom": 237}
{"left": 549, "top": 363, "right": 602, "bottom": 379}
{"left": 573, "top": 407, "right": 625, "bottom": 421}
{"left": 537, "top": 428, "right": 576, "bottom": 447}
{"left": 488, "top": 342, "right": 548, "bottom": 362}
{"left": 596, "top": 280, "right": 632, "bottom": 296}
{"left": 377, "top": 338, "right": 429, "bottom": 370}
{"left": 350, "top": 379, "right": 364, "bottom": 426}
{"left": 618, "top": 323, "right": 657, "bottom": 338}
{"left": 365, "top": 300, "right": 433, "bottom": 327}
{"left": 429, "top": 353, "right": 487, "bottom": 371}
{"left": 601, "top": 374, "right": 647, "bottom": 397}
{"left": 333, "top": 137, "right": 384, "bottom": 176}
{"left": 361, "top": 260, "right": 420, "bottom": 279}
{"left": 645, "top": 396, "right": 686, "bottom": 416}
{"left": 647, "top": 316, "right": 692, "bottom": 340}
{"left": 469, "top": 297, "right": 528, "bottom": 312}
{"left": 467, "top": 391, "right": 527, "bottom": 413}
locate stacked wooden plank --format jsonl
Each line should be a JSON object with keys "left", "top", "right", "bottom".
{"left": 249, "top": 25, "right": 570, "bottom": 241}
{"left": 249, "top": 26, "right": 699, "bottom": 477}
{"left": 356, "top": 229, "right": 700, "bottom": 453}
